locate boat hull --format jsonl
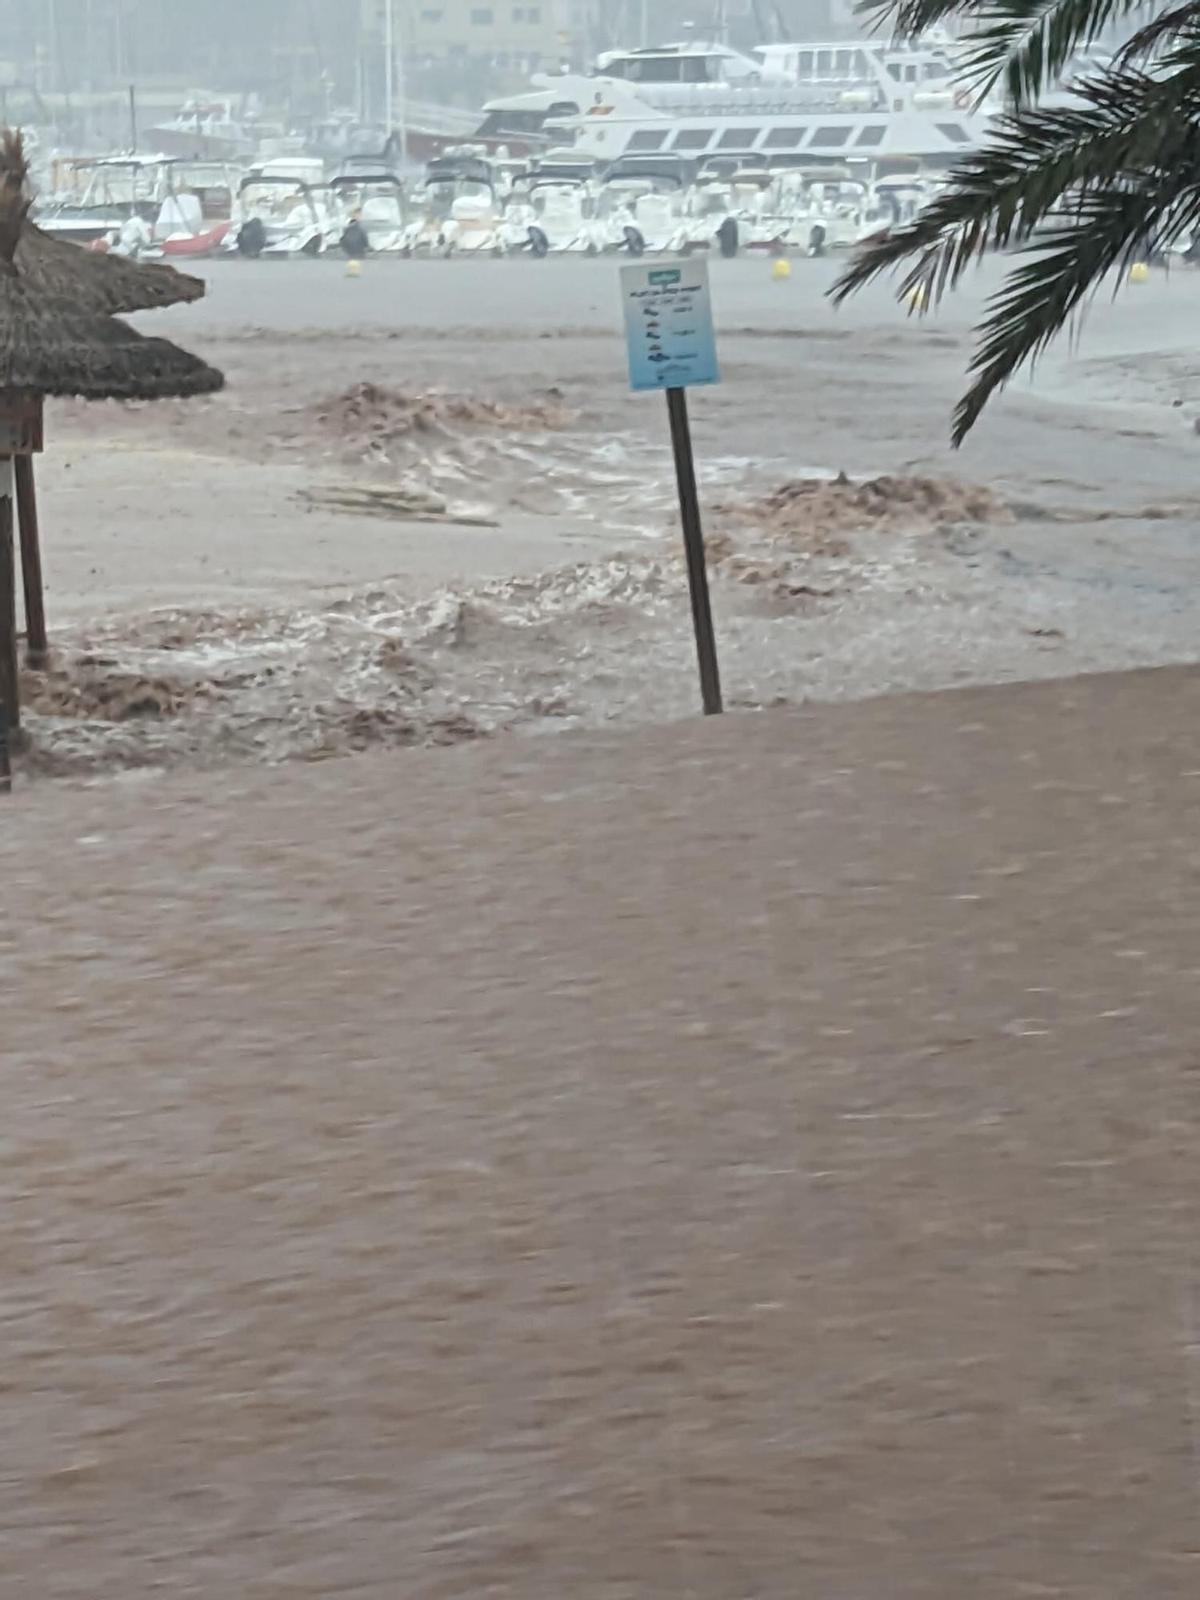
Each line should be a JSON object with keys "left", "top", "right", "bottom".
{"left": 160, "top": 223, "right": 232, "bottom": 259}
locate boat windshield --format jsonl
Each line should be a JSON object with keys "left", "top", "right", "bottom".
{"left": 694, "top": 186, "right": 733, "bottom": 216}
{"left": 240, "top": 181, "right": 310, "bottom": 218}
{"left": 604, "top": 54, "right": 721, "bottom": 84}
{"left": 78, "top": 165, "right": 162, "bottom": 206}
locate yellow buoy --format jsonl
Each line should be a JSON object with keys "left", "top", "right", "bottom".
{"left": 1129, "top": 261, "right": 1150, "bottom": 284}
{"left": 772, "top": 256, "right": 792, "bottom": 282}
{"left": 346, "top": 258, "right": 363, "bottom": 278}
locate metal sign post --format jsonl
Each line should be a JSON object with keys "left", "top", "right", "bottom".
{"left": 0, "top": 468, "right": 16, "bottom": 793}
{"left": 0, "top": 395, "right": 45, "bottom": 790}
{"left": 620, "top": 259, "right": 724, "bottom": 715}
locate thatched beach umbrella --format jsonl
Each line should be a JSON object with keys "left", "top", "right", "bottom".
{"left": 0, "top": 134, "right": 222, "bottom": 777}
{"left": 0, "top": 134, "right": 208, "bottom": 668}
{"left": 0, "top": 293, "right": 223, "bottom": 399}
{"left": 15, "top": 225, "right": 206, "bottom": 317}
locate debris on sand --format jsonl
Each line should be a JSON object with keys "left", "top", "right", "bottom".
{"left": 15, "top": 603, "right": 500, "bottom": 779}
{"left": 23, "top": 657, "right": 206, "bottom": 722}
{"left": 699, "top": 474, "right": 1012, "bottom": 603}
{"left": 276, "top": 383, "right": 588, "bottom": 516}
{"left": 303, "top": 383, "right": 577, "bottom": 454}
{"left": 298, "top": 483, "right": 498, "bottom": 527}
{"left": 713, "top": 473, "right": 1012, "bottom": 548}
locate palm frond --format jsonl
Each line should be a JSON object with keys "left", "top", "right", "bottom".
{"left": 856, "top": 0, "right": 969, "bottom": 38}
{"left": 861, "top": 0, "right": 1187, "bottom": 108}
{"left": 953, "top": 161, "right": 1200, "bottom": 441}
{"left": 954, "top": 0, "right": 1149, "bottom": 108}
{"left": 1118, "top": 1, "right": 1200, "bottom": 61}
{"left": 829, "top": 60, "right": 1200, "bottom": 440}
{"left": 833, "top": 62, "right": 1200, "bottom": 304}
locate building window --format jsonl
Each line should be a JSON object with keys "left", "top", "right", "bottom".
{"left": 811, "top": 126, "right": 851, "bottom": 147}
{"left": 855, "top": 125, "right": 885, "bottom": 146}
{"left": 470, "top": 7, "right": 494, "bottom": 23}
{"left": 419, "top": 7, "right": 444, "bottom": 18}
{"left": 513, "top": 4, "right": 542, "bottom": 18}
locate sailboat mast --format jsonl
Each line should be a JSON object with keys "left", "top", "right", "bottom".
{"left": 384, "top": 0, "right": 394, "bottom": 134}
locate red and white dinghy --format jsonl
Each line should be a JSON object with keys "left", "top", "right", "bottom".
{"left": 151, "top": 192, "right": 231, "bottom": 260}
{"left": 160, "top": 221, "right": 231, "bottom": 259}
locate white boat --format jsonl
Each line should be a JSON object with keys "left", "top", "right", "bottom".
{"left": 330, "top": 165, "right": 410, "bottom": 254}
{"left": 477, "top": 36, "right": 996, "bottom": 174}
{"left": 146, "top": 97, "right": 262, "bottom": 162}
{"left": 400, "top": 153, "right": 505, "bottom": 256}
{"left": 515, "top": 178, "right": 601, "bottom": 255}
{"left": 627, "top": 182, "right": 691, "bottom": 254}
{"left": 33, "top": 155, "right": 176, "bottom": 244}
{"left": 225, "top": 173, "right": 343, "bottom": 258}
{"left": 691, "top": 166, "right": 786, "bottom": 254}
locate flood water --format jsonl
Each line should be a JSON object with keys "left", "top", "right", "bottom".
{"left": 5, "top": 233, "right": 1200, "bottom": 1600}
{"left": 19, "top": 253, "right": 1200, "bottom": 779}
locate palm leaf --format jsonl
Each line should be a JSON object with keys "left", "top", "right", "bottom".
{"left": 859, "top": 0, "right": 1187, "bottom": 107}
{"left": 954, "top": 0, "right": 1150, "bottom": 107}
{"left": 834, "top": 61, "right": 1200, "bottom": 300}
{"left": 856, "top": 0, "right": 976, "bottom": 40}
{"left": 1118, "top": 1, "right": 1200, "bottom": 61}
{"left": 830, "top": 57, "right": 1200, "bottom": 440}
{"left": 952, "top": 169, "right": 1200, "bottom": 441}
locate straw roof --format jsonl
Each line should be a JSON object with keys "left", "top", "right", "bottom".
{"left": 0, "top": 130, "right": 223, "bottom": 401}
{"left": 0, "top": 277, "right": 224, "bottom": 398}
{"left": 15, "top": 226, "right": 206, "bottom": 316}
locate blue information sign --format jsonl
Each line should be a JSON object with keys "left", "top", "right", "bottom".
{"left": 620, "top": 260, "right": 721, "bottom": 392}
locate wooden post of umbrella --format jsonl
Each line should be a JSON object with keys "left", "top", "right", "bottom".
{"left": 15, "top": 454, "right": 46, "bottom": 663}
{"left": 0, "top": 391, "right": 44, "bottom": 781}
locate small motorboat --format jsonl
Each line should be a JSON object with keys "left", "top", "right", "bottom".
{"left": 224, "top": 173, "right": 342, "bottom": 258}
{"left": 330, "top": 164, "right": 410, "bottom": 255}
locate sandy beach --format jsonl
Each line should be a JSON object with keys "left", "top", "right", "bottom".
{"left": 17, "top": 251, "right": 1200, "bottom": 773}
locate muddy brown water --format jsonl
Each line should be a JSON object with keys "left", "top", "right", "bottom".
{"left": 23, "top": 252, "right": 1200, "bottom": 783}
{"left": 2, "top": 667, "right": 1198, "bottom": 1596}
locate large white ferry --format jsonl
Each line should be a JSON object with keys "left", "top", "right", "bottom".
{"left": 474, "top": 37, "right": 999, "bottom": 172}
